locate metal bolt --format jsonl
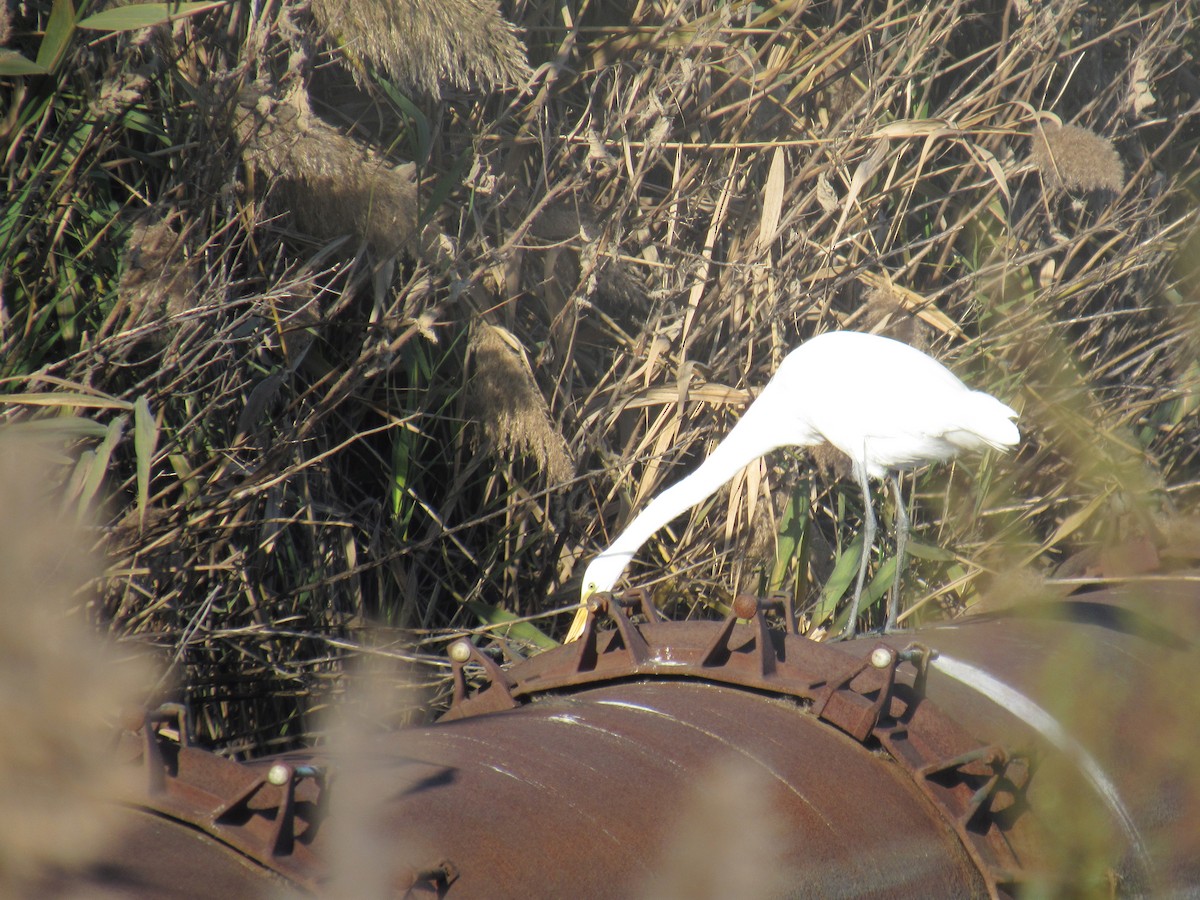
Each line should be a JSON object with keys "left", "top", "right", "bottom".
{"left": 869, "top": 647, "right": 895, "bottom": 669}
{"left": 898, "top": 645, "right": 937, "bottom": 665}
{"left": 448, "top": 640, "right": 473, "bottom": 663}
{"left": 732, "top": 593, "right": 759, "bottom": 619}
{"left": 267, "top": 763, "right": 291, "bottom": 786}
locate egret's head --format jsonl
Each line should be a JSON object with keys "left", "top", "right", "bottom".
{"left": 580, "top": 550, "right": 635, "bottom": 603}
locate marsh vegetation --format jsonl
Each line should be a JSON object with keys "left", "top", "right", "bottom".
{"left": 1, "top": 0, "right": 1198, "bottom": 756}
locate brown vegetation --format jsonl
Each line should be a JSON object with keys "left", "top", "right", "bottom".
{"left": 1030, "top": 121, "right": 1126, "bottom": 194}
{"left": 0, "top": 0, "right": 1197, "bottom": 752}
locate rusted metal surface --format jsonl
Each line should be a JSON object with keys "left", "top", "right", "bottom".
{"left": 124, "top": 703, "right": 326, "bottom": 893}
{"left": 122, "top": 684, "right": 987, "bottom": 897}
{"left": 438, "top": 584, "right": 1200, "bottom": 896}
{"left": 382, "top": 680, "right": 988, "bottom": 897}
{"left": 38, "top": 807, "right": 291, "bottom": 898}
{"left": 876, "top": 585, "right": 1200, "bottom": 894}
{"left": 444, "top": 590, "right": 902, "bottom": 742}
{"left": 97, "top": 578, "right": 1200, "bottom": 897}
{"left": 445, "top": 591, "right": 1035, "bottom": 896}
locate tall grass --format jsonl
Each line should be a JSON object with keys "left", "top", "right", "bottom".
{"left": 0, "top": 441, "right": 156, "bottom": 894}
{"left": 1, "top": 0, "right": 1197, "bottom": 751}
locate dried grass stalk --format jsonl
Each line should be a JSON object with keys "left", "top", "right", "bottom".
{"left": 310, "top": 0, "right": 530, "bottom": 94}
{"left": 10, "top": 0, "right": 1194, "bottom": 752}
{"left": 467, "top": 321, "right": 574, "bottom": 484}
{"left": 236, "top": 88, "right": 432, "bottom": 260}
{"left": 744, "top": 477, "right": 787, "bottom": 567}
{"left": 1030, "top": 122, "right": 1125, "bottom": 193}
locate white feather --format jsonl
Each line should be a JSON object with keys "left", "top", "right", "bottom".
{"left": 567, "top": 330, "right": 1019, "bottom": 641}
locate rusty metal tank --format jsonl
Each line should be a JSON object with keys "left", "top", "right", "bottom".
{"left": 75, "top": 579, "right": 1200, "bottom": 897}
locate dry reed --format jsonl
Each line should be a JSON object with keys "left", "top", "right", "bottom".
{"left": 310, "top": 0, "right": 531, "bottom": 94}
{"left": 1030, "top": 122, "right": 1126, "bottom": 194}
{"left": 0, "top": 0, "right": 1196, "bottom": 754}
{"left": 467, "top": 320, "right": 575, "bottom": 484}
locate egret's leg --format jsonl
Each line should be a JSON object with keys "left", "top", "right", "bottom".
{"left": 843, "top": 463, "right": 875, "bottom": 640}
{"left": 887, "top": 472, "right": 909, "bottom": 632}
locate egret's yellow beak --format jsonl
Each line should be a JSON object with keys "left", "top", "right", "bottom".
{"left": 563, "top": 583, "right": 596, "bottom": 643}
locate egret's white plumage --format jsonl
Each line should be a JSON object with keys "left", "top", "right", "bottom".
{"left": 565, "top": 330, "right": 1019, "bottom": 642}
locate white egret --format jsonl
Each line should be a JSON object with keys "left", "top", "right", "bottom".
{"left": 565, "top": 330, "right": 1019, "bottom": 642}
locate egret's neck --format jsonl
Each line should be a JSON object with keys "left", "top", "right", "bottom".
{"left": 603, "top": 397, "right": 806, "bottom": 561}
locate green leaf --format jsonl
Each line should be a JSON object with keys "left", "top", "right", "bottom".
{"left": 133, "top": 396, "right": 159, "bottom": 531}
{"left": 809, "top": 532, "right": 865, "bottom": 627}
{"left": 464, "top": 602, "right": 558, "bottom": 651}
{"left": 0, "top": 417, "right": 110, "bottom": 440}
{"left": 390, "top": 347, "right": 429, "bottom": 536}
{"left": 35, "top": 0, "right": 75, "bottom": 73}
{"left": 0, "top": 49, "right": 49, "bottom": 76}
{"left": 947, "top": 564, "right": 974, "bottom": 608}
{"left": 421, "top": 148, "right": 473, "bottom": 228}
{"left": 378, "top": 77, "right": 431, "bottom": 160}
{"left": 905, "top": 537, "right": 956, "bottom": 562}
{"left": 391, "top": 425, "right": 417, "bottom": 530}
{"left": 168, "top": 453, "right": 199, "bottom": 499}
{"left": 62, "top": 448, "right": 94, "bottom": 515}
{"left": 0, "top": 392, "right": 133, "bottom": 410}
{"left": 769, "top": 483, "right": 810, "bottom": 594}
{"left": 76, "top": 415, "right": 126, "bottom": 521}
{"left": 810, "top": 533, "right": 904, "bottom": 634}
{"left": 76, "top": 1, "right": 226, "bottom": 32}
{"left": 829, "top": 556, "right": 897, "bottom": 635}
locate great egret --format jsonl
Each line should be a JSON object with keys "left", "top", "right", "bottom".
{"left": 565, "top": 330, "right": 1019, "bottom": 641}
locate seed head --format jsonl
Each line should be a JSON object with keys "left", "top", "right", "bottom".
{"left": 1030, "top": 123, "right": 1124, "bottom": 194}
{"left": 467, "top": 322, "right": 574, "bottom": 484}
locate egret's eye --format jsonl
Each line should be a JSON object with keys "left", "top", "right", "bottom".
{"left": 586, "top": 581, "right": 597, "bottom": 593}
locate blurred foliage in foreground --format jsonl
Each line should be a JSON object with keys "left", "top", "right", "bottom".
{"left": 1, "top": 0, "right": 1198, "bottom": 752}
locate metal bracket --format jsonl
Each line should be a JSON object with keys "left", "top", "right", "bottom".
{"left": 764, "top": 590, "right": 800, "bottom": 636}
{"left": 400, "top": 858, "right": 459, "bottom": 898}
{"left": 566, "top": 589, "right": 654, "bottom": 674}
{"left": 444, "top": 598, "right": 1036, "bottom": 898}
{"left": 133, "top": 703, "right": 325, "bottom": 890}
{"left": 443, "top": 637, "right": 519, "bottom": 720}
{"left": 143, "top": 702, "right": 189, "bottom": 795}
{"left": 876, "top": 713, "right": 1030, "bottom": 897}
{"left": 810, "top": 642, "right": 898, "bottom": 741}
{"left": 699, "top": 593, "right": 777, "bottom": 678}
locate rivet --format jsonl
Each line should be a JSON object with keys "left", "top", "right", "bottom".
{"left": 448, "top": 640, "right": 473, "bottom": 663}
{"left": 732, "top": 593, "right": 759, "bottom": 619}
{"left": 267, "top": 763, "right": 291, "bottom": 786}
{"left": 869, "top": 647, "right": 895, "bottom": 669}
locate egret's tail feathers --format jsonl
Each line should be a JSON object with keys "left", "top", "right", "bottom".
{"left": 951, "top": 393, "right": 1020, "bottom": 451}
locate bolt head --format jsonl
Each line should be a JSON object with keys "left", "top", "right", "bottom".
{"left": 448, "top": 639, "right": 473, "bottom": 663}
{"left": 869, "top": 647, "right": 895, "bottom": 669}
{"left": 732, "top": 593, "right": 759, "bottom": 619}
{"left": 267, "top": 763, "right": 290, "bottom": 786}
